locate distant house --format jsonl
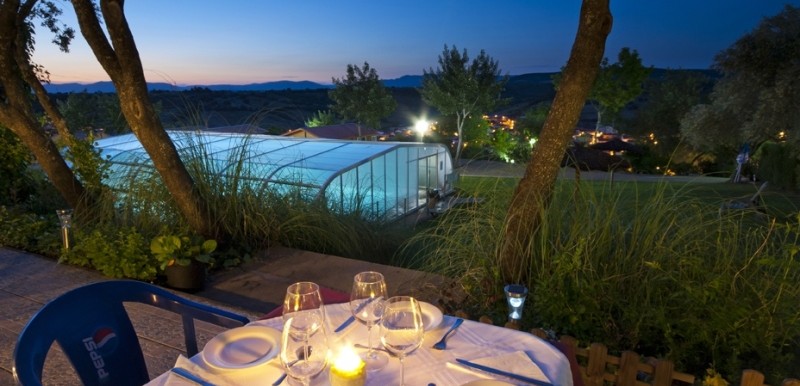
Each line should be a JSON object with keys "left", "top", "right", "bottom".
{"left": 283, "top": 123, "right": 378, "bottom": 141}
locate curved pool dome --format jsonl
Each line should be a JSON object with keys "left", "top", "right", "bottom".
{"left": 94, "top": 130, "right": 455, "bottom": 220}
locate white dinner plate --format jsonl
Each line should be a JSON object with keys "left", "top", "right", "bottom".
{"left": 419, "top": 301, "right": 444, "bottom": 331}
{"left": 201, "top": 325, "right": 280, "bottom": 370}
{"left": 461, "top": 380, "right": 515, "bottom": 386}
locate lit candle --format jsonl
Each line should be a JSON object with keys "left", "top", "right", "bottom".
{"left": 330, "top": 347, "right": 366, "bottom": 386}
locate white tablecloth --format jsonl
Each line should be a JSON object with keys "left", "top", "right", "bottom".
{"left": 147, "top": 302, "right": 573, "bottom": 386}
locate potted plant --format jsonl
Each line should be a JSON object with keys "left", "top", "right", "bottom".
{"left": 150, "top": 234, "right": 217, "bottom": 292}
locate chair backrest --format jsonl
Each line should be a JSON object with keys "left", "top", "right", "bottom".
{"left": 13, "top": 280, "right": 250, "bottom": 386}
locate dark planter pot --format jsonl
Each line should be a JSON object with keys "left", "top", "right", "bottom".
{"left": 165, "top": 260, "right": 206, "bottom": 292}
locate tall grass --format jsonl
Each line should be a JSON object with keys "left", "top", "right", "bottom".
{"left": 68, "top": 129, "right": 408, "bottom": 276}
{"left": 406, "top": 177, "right": 800, "bottom": 382}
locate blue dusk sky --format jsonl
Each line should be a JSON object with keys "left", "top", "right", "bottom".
{"left": 32, "top": 0, "right": 800, "bottom": 86}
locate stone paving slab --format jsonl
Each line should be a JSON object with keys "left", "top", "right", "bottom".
{"left": 0, "top": 248, "right": 259, "bottom": 384}
{"left": 198, "top": 246, "right": 447, "bottom": 317}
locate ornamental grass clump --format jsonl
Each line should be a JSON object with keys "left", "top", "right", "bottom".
{"left": 408, "top": 178, "right": 800, "bottom": 383}
{"left": 64, "top": 130, "right": 404, "bottom": 276}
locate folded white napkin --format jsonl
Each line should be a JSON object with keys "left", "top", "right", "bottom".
{"left": 471, "top": 350, "right": 550, "bottom": 383}
{"left": 162, "top": 355, "right": 232, "bottom": 386}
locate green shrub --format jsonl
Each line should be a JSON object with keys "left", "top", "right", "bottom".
{"left": 409, "top": 179, "right": 800, "bottom": 384}
{"left": 150, "top": 234, "right": 217, "bottom": 270}
{"left": 754, "top": 141, "right": 798, "bottom": 190}
{"left": 61, "top": 227, "right": 157, "bottom": 281}
{"left": 0, "top": 127, "right": 34, "bottom": 206}
{"left": 0, "top": 206, "right": 60, "bottom": 255}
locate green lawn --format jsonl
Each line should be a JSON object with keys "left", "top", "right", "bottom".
{"left": 454, "top": 175, "right": 800, "bottom": 220}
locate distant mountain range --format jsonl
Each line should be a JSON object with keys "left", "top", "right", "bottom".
{"left": 42, "top": 69, "right": 714, "bottom": 94}
{"left": 43, "top": 75, "right": 426, "bottom": 93}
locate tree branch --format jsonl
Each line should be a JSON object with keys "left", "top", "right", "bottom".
{"left": 72, "top": 0, "right": 122, "bottom": 78}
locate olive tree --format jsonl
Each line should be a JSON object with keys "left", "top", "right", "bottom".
{"left": 681, "top": 5, "right": 800, "bottom": 155}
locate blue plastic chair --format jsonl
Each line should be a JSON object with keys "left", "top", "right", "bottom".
{"left": 13, "top": 280, "right": 250, "bottom": 386}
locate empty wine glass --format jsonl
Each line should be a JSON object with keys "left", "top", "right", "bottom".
{"left": 380, "top": 296, "right": 424, "bottom": 386}
{"left": 283, "top": 281, "right": 325, "bottom": 335}
{"left": 349, "top": 271, "right": 388, "bottom": 371}
{"left": 281, "top": 315, "right": 329, "bottom": 386}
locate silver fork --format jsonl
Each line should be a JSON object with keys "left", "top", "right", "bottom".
{"left": 431, "top": 318, "right": 464, "bottom": 350}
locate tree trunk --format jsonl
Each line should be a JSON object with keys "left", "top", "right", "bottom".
{"left": 71, "top": 0, "right": 219, "bottom": 240}
{"left": 454, "top": 112, "right": 466, "bottom": 165}
{"left": 498, "top": 0, "right": 612, "bottom": 282}
{"left": 0, "top": 0, "right": 87, "bottom": 210}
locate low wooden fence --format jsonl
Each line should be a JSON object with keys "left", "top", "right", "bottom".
{"left": 460, "top": 311, "right": 799, "bottom": 386}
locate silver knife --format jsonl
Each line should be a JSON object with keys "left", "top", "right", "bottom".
{"left": 454, "top": 358, "right": 552, "bottom": 386}
{"left": 334, "top": 296, "right": 378, "bottom": 333}
{"left": 170, "top": 367, "right": 217, "bottom": 386}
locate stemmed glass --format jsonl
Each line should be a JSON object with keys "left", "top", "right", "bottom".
{"left": 380, "top": 296, "right": 424, "bottom": 386}
{"left": 349, "top": 271, "right": 389, "bottom": 371}
{"left": 283, "top": 281, "right": 325, "bottom": 333}
{"left": 280, "top": 315, "right": 329, "bottom": 386}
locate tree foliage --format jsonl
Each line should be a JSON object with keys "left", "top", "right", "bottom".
{"left": 304, "top": 109, "right": 336, "bottom": 128}
{"left": 0, "top": 125, "right": 33, "bottom": 205}
{"left": 421, "top": 45, "right": 508, "bottom": 164}
{"left": 589, "top": 47, "right": 651, "bottom": 129}
{"left": 0, "top": 0, "right": 90, "bottom": 209}
{"left": 630, "top": 71, "right": 711, "bottom": 164}
{"left": 329, "top": 62, "right": 395, "bottom": 134}
{"left": 57, "top": 91, "right": 130, "bottom": 134}
{"left": 681, "top": 5, "right": 800, "bottom": 156}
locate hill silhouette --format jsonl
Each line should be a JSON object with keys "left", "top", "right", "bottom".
{"left": 45, "top": 69, "right": 716, "bottom": 132}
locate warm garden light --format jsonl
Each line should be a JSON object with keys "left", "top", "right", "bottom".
{"left": 414, "top": 120, "right": 428, "bottom": 136}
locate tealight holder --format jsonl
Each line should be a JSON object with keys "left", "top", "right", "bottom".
{"left": 504, "top": 284, "right": 528, "bottom": 322}
{"left": 330, "top": 347, "right": 366, "bottom": 386}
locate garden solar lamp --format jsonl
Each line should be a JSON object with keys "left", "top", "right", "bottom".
{"left": 504, "top": 284, "right": 528, "bottom": 322}
{"left": 56, "top": 209, "right": 73, "bottom": 250}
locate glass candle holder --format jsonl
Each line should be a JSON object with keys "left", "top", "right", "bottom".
{"left": 330, "top": 347, "right": 366, "bottom": 386}
{"left": 504, "top": 284, "right": 528, "bottom": 322}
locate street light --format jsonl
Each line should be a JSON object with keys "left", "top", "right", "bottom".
{"left": 414, "top": 120, "right": 428, "bottom": 142}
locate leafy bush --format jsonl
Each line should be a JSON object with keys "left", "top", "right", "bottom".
{"left": 409, "top": 179, "right": 800, "bottom": 383}
{"left": 754, "top": 141, "right": 798, "bottom": 189}
{"left": 0, "top": 127, "right": 34, "bottom": 206}
{"left": 150, "top": 234, "right": 217, "bottom": 270}
{"left": 0, "top": 206, "right": 60, "bottom": 255}
{"left": 61, "top": 227, "right": 157, "bottom": 281}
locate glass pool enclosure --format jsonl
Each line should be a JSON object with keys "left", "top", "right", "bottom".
{"left": 94, "top": 131, "right": 455, "bottom": 219}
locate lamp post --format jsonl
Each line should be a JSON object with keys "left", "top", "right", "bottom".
{"left": 56, "top": 209, "right": 73, "bottom": 250}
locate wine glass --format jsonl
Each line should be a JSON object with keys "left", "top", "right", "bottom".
{"left": 281, "top": 315, "right": 329, "bottom": 386}
{"left": 349, "top": 271, "right": 389, "bottom": 371}
{"left": 283, "top": 281, "right": 325, "bottom": 334}
{"left": 380, "top": 296, "right": 424, "bottom": 386}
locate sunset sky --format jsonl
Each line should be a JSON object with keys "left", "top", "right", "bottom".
{"left": 31, "top": 0, "right": 799, "bottom": 86}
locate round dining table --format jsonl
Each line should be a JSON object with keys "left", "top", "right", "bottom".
{"left": 146, "top": 302, "right": 574, "bottom": 386}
